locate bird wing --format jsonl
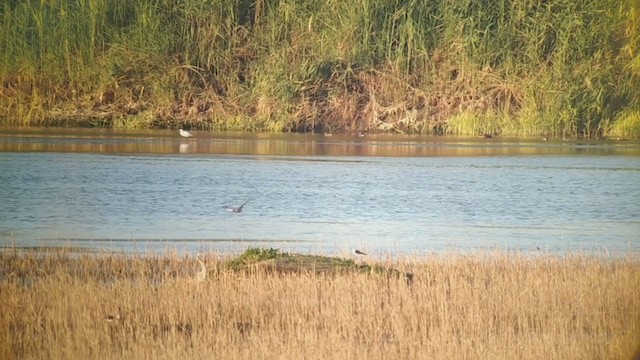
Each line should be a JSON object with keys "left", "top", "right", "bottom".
{"left": 233, "top": 200, "right": 249, "bottom": 212}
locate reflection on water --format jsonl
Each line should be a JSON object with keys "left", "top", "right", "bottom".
{"left": 1, "top": 127, "right": 639, "bottom": 157}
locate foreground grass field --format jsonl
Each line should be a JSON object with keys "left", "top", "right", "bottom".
{"left": 1, "top": 248, "right": 639, "bottom": 359}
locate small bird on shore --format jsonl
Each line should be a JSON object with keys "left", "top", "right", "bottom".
{"left": 179, "top": 127, "right": 194, "bottom": 138}
{"left": 353, "top": 249, "right": 367, "bottom": 256}
{"left": 226, "top": 200, "right": 249, "bottom": 213}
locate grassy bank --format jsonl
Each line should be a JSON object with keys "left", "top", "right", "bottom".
{"left": 1, "top": 0, "right": 639, "bottom": 138}
{"left": 1, "top": 248, "right": 639, "bottom": 359}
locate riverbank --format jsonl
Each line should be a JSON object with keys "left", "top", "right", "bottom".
{"left": 1, "top": 1, "right": 639, "bottom": 138}
{"left": 1, "top": 248, "right": 638, "bottom": 359}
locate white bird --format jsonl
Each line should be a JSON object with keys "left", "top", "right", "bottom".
{"left": 179, "top": 127, "right": 194, "bottom": 138}
{"left": 226, "top": 200, "right": 249, "bottom": 213}
{"left": 353, "top": 249, "right": 367, "bottom": 256}
{"left": 194, "top": 253, "right": 207, "bottom": 283}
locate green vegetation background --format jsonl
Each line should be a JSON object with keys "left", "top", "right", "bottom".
{"left": 1, "top": 0, "right": 639, "bottom": 138}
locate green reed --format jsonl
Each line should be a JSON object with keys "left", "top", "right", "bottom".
{"left": 0, "top": 0, "right": 638, "bottom": 137}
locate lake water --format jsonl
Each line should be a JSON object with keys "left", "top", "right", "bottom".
{"left": 1, "top": 128, "right": 639, "bottom": 256}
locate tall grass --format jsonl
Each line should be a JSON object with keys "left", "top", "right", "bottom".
{"left": 1, "top": 249, "right": 638, "bottom": 359}
{"left": 0, "top": 0, "right": 638, "bottom": 138}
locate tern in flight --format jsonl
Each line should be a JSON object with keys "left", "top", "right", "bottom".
{"left": 226, "top": 200, "right": 249, "bottom": 213}
{"left": 179, "top": 127, "right": 194, "bottom": 138}
{"left": 353, "top": 249, "right": 367, "bottom": 256}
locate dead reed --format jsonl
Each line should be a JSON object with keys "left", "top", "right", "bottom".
{"left": 1, "top": 249, "right": 638, "bottom": 359}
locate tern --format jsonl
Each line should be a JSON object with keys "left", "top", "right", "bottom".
{"left": 353, "top": 249, "right": 367, "bottom": 256}
{"left": 226, "top": 200, "right": 249, "bottom": 213}
{"left": 179, "top": 127, "right": 194, "bottom": 138}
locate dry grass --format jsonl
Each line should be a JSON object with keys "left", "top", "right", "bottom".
{"left": 1, "top": 249, "right": 639, "bottom": 359}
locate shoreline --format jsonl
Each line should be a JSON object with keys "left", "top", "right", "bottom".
{"left": 2, "top": 244, "right": 638, "bottom": 260}
{"left": 2, "top": 123, "right": 640, "bottom": 141}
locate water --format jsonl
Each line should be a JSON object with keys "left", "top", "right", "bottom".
{"left": 1, "top": 129, "right": 639, "bottom": 256}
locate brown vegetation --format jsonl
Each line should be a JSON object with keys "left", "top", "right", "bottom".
{"left": 1, "top": 249, "right": 638, "bottom": 359}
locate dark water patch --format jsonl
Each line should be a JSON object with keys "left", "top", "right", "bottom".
{"left": 2, "top": 127, "right": 639, "bottom": 156}
{"left": 34, "top": 238, "right": 315, "bottom": 243}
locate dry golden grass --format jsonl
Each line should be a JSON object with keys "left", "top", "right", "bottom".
{"left": 1, "top": 249, "right": 639, "bottom": 359}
